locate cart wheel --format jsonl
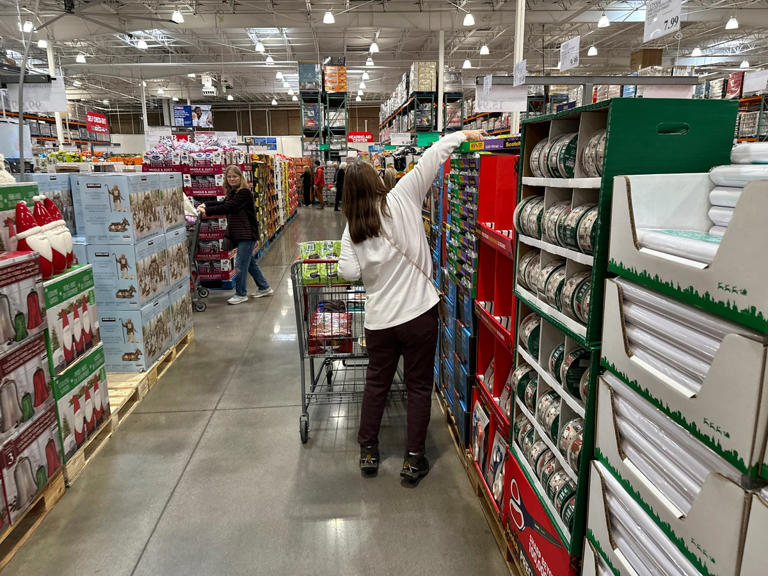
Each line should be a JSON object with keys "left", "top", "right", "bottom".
{"left": 194, "top": 301, "right": 207, "bottom": 312}
{"left": 326, "top": 365, "right": 333, "bottom": 388}
{"left": 198, "top": 287, "right": 210, "bottom": 298}
{"left": 300, "top": 415, "right": 309, "bottom": 443}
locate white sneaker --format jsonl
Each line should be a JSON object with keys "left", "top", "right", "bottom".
{"left": 250, "top": 288, "right": 274, "bottom": 298}
{"left": 227, "top": 295, "right": 249, "bottom": 305}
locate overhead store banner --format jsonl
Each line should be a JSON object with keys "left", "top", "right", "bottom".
{"left": 6, "top": 76, "right": 67, "bottom": 113}
{"left": 86, "top": 111, "right": 109, "bottom": 134}
{"left": 560, "top": 36, "right": 580, "bottom": 72}
{"left": 244, "top": 136, "right": 278, "bottom": 151}
{"left": 347, "top": 132, "right": 374, "bottom": 143}
{"left": 643, "top": 0, "right": 681, "bottom": 42}
{"left": 514, "top": 60, "right": 527, "bottom": 87}
{"left": 173, "top": 104, "right": 213, "bottom": 128}
{"left": 474, "top": 82, "right": 527, "bottom": 113}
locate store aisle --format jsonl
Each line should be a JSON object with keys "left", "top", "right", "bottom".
{"left": 3, "top": 207, "right": 509, "bottom": 576}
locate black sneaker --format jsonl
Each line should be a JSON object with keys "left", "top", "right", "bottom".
{"left": 400, "top": 452, "right": 430, "bottom": 484}
{"left": 360, "top": 445, "right": 379, "bottom": 477}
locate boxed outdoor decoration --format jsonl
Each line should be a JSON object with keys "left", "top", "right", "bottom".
{"left": 50, "top": 344, "right": 109, "bottom": 463}
{"left": 168, "top": 279, "right": 192, "bottom": 344}
{"left": 42, "top": 265, "right": 100, "bottom": 377}
{"left": 87, "top": 235, "right": 169, "bottom": 309}
{"left": 0, "top": 252, "right": 46, "bottom": 358}
{"left": 0, "top": 183, "right": 37, "bottom": 254}
{"left": 161, "top": 173, "right": 185, "bottom": 232}
{"left": 0, "top": 405, "right": 61, "bottom": 525}
{"left": 0, "top": 333, "right": 53, "bottom": 445}
{"left": 20, "top": 173, "right": 75, "bottom": 232}
{"left": 98, "top": 295, "right": 171, "bottom": 372}
{"left": 165, "top": 227, "right": 190, "bottom": 287}
{"left": 299, "top": 241, "right": 345, "bottom": 284}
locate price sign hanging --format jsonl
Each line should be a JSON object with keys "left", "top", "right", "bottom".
{"left": 560, "top": 36, "right": 580, "bottom": 72}
{"left": 514, "top": 60, "right": 527, "bottom": 87}
{"left": 643, "top": 0, "right": 681, "bottom": 42}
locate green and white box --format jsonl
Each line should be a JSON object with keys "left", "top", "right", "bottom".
{"left": 0, "top": 183, "right": 38, "bottom": 253}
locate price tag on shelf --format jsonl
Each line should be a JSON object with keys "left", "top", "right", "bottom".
{"left": 560, "top": 36, "right": 580, "bottom": 72}
{"left": 643, "top": 0, "right": 681, "bottom": 42}
{"left": 514, "top": 60, "right": 527, "bottom": 87}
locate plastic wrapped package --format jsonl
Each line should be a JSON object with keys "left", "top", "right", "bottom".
{"left": 709, "top": 164, "right": 768, "bottom": 187}
{"left": 707, "top": 206, "right": 733, "bottom": 227}
{"left": 731, "top": 142, "right": 768, "bottom": 164}
{"left": 709, "top": 186, "right": 742, "bottom": 207}
{"left": 625, "top": 324, "right": 710, "bottom": 383}
{"left": 636, "top": 228, "right": 720, "bottom": 264}
{"left": 709, "top": 225, "right": 727, "bottom": 237}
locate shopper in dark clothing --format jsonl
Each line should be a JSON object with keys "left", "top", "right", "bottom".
{"left": 196, "top": 165, "right": 273, "bottom": 305}
{"left": 334, "top": 162, "right": 346, "bottom": 212}
{"left": 301, "top": 165, "right": 312, "bottom": 206}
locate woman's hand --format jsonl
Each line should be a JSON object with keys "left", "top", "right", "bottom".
{"left": 462, "top": 129, "right": 488, "bottom": 142}
{"left": 196, "top": 204, "right": 206, "bottom": 215}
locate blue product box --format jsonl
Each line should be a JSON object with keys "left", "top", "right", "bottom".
{"left": 458, "top": 290, "right": 474, "bottom": 332}
{"left": 161, "top": 173, "right": 185, "bottom": 233}
{"left": 87, "top": 234, "right": 169, "bottom": 309}
{"left": 72, "top": 236, "right": 88, "bottom": 266}
{"left": 454, "top": 398, "right": 469, "bottom": 448}
{"left": 455, "top": 321, "right": 475, "bottom": 372}
{"left": 165, "top": 227, "right": 190, "bottom": 287}
{"left": 98, "top": 294, "right": 171, "bottom": 372}
{"left": 72, "top": 173, "right": 164, "bottom": 244}
{"left": 441, "top": 322, "right": 456, "bottom": 358}
{"left": 453, "top": 354, "right": 473, "bottom": 404}
{"left": 168, "top": 277, "right": 192, "bottom": 344}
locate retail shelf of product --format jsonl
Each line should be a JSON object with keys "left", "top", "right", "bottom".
{"left": 515, "top": 285, "right": 588, "bottom": 345}
{"left": 521, "top": 176, "right": 601, "bottom": 188}
{"left": 517, "top": 234, "right": 594, "bottom": 267}
{"left": 194, "top": 249, "right": 237, "bottom": 261}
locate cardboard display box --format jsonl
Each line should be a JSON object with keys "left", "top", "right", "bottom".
{"left": 42, "top": 265, "right": 101, "bottom": 377}
{"left": 71, "top": 236, "right": 87, "bottom": 266}
{"left": 601, "top": 278, "right": 768, "bottom": 480}
{"left": 98, "top": 295, "right": 171, "bottom": 372}
{"left": 50, "top": 344, "right": 109, "bottom": 462}
{"left": 741, "top": 493, "right": 768, "bottom": 575}
{"left": 168, "top": 278, "right": 192, "bottom": 344}
{"left": 72, "top": 173, "right": 164, "bottom": 244}
{"left": 165, "top": 227, "right": 190, "bottom": 287}
{"left": 20, "top": 173, "right": 75, "bottom": 232}
{"left": 0, "top": 252, "right": 46, "bottom": 359}
{"left": 0, "top": 183, "right": 38, "bottom": 253}
{"left": 0, "top": 333, "right": 53, "bottom": 445}
{"left": 609, "top": 174, "right": 768, "bottom": 333}
{"left": 162, "top": 173, "right": 185, "bottom": 233}
{"left": 0, "top": 405, "right": 61, "bottom": 525}
{"left": 87, "top": 234, "right": 169, "bottom": 309}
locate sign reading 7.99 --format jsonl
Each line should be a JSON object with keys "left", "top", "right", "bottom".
{"left": 644, "top": 0, "right": 681, "bottom": 42}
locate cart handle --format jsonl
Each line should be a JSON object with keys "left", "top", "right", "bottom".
{"left": 300, "top": 258, "right": 339, "bottom": 264}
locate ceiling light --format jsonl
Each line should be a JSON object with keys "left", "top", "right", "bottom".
{"left": 557, "top": 60, "right": 561, "bottom": 70}
{"left": 288, "top": 88, "right": 294, "bottom": 95}
{"left": 265, "top": 55, "right": 274, "bottom": 65}
{"left": 171, "top": 10, "right": 184, "bottom": 24}
{"left": 203, "top": 78, "right": 212, "bottom": 88}
{"left": 690, "top": 47, "right": 703, "bottom": 57}
{"left": 187, "top": 73, "right": 196, "bottom": 78}
{"left": 72, "top": 80, "right": 82, "bottom": 87}
{"left": 741, "top": 59, "right": 750, "bottom": 68}
{"left": 366, "top": 57, "right": 374, "bottom": 67}
{"left": 102, "top": 99, "right": 109, "bottom": 105}
{"left": 271, "top": 98, "right": 278, "bottom": 105}
{"left": 588, "top": 45, "right": 598, "bottom": 56}
{"left": 360, "top": 80, "right": 366, "bottom": 89}
{"left": 76, "top": 53, "right": 86, "bottom": 63}
{"left": 480, "top": 44, "right": 489, "bottom": 56}
{"left": 22, "top": 21, "right": 33, "bottom": 33}
{"left": 358, "top": 89, "right": 363, "bottom": 95}
{"left": 355, "top": 95, "right": 361, "bottom": 102}
{"left": 292, "top": 95, "right": 298, "bottom": 101}
{"left": 362, "top": 71, "right": 370, "bottom": 80}
{"left": 142, "top": 80, "right": 147, "bottom": 87}
{"left": 157, "top": 88, "right": 164, "bottom": 94}
{"left": 276, "top": 71, "right": 283, "bottom": 80}
{"left": 323, "top": 10, "right": 335, "bottom": 24}
{"left": 227, "top": 94, "right": 234, "bottom": 100}
{"left": 282, "top": 81, "right": 289, "bottom": 88}
{"left": 369, "top": 41, "right": 379, "bottom": 53}
{"left": 173, "top": 97, "right": 179, "bottom": 101}
{"left": 137, "top": 39, "right": 148, "bottom": 50}
{"left": 463, "top": 12, "right": 475, "bottom": 26}
{"left": 255, "top": 41, "right": 265, "bottom": 53}
{"left": 726, "top": 16, "right": 739, "bottom": 30}
{"left": 37, "top": 39, "right": 48, "bottom": 49}
{"left": 462, "top": 59, "right": 471, "bottom": 69}
{"left": 598, "top": 12, "right": 610, "bottom": 28}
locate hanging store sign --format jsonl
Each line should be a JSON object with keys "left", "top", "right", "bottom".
{"left": 244, "top": 136, "right": 277, "bottom": 150}
{"left": 85, "top": 111, "right": 109, "bottom": 134}
{"left": 514, "top": 60, "right": 527, "bottom": 87}
{"left": 390, "top": 133, "right": 412, "bottom": 146}
{"left": 559, "top": 36, "right": 580, "bottom": 72}
{"left": 643, "top": 0, "right": 681, "bottom": 43}
{"left": 6, "top": 76, "right": 68, "bottom": 113}
{"left": 474, "top": 82, "right": 527, "bottom": 113}
{"left": 347, "top": 132, "right": 374, "bottom": 143}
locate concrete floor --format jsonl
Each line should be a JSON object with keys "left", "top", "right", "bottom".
{"left": 4, "top": 207, "right": 509, "bottom": 576}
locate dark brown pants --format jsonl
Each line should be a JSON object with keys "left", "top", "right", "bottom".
{"left": 358, "top": 305, "right": 439, "bottom": 453}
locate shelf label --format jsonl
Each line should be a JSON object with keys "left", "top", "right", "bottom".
{"left": 514, "top": 60, "right": 527, "bottom": 87}
{"left": 559, "top": 36, "right": 580, "bottom": 72}
{"left": 643, "top": 0, "right": 681, "bottom": 42}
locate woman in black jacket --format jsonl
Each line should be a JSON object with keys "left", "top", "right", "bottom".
{"left": 334, "top": 162, "right": 346, "bottom": 212}
{"left": 197, "top": 165, "right": 273, "bottom": 305}
{"left": 301, "top": 165, "right": 313, "bottom": 206}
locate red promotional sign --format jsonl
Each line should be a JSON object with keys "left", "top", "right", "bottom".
{"left": 86, "top": 111, "right": 109, "bottom": 134}
{"left": 347, "top": 131, "right": 374, "bottom": 143}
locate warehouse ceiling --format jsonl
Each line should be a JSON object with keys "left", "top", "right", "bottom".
{"left": 1, "top": 0, "right": 767, "bottom": 111}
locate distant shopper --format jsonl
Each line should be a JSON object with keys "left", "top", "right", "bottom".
{"left": 334, "top": 162, "right": 346, "bottom": 212}
{"left": 382, "top": 166, "right": 397, "bottom": 192}
{"left": 302, "top": 165, "right": 312, "bottom": 206}
{"left": 196, "top": 165, "right": 273, "bottom": 305}
{"left": 339, "top": 129, "right": 487, "bottom": 484}
{"left": 313, "top": 160, "right": 325, "bottom": 209}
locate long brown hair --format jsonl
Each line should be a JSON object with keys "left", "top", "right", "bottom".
{"left": 224, "top": 165, "right": 245, "bottom": 194}
{"left": 342, "top": 161, "right": 389, "bottom": 243}
{"left": 383, "top": 166, "right": 397, "bottom": 192}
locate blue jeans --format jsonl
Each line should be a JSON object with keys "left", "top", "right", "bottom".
{"left": 234, "top": 240, "right": 269, "bottom": 296}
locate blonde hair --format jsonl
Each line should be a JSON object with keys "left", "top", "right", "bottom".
{"left": 224, "top": 165, "right": 245, "bottom": 193}
{"left": 383, "top": 166, "right": 397, "bottom": 191}
{"left": 303, "top": 165, "right": 311, "bottom": 173}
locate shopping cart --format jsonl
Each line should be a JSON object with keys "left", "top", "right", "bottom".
{"left": 185, "top": 213, "right": 209, "bottom": 312}
{"left": 291, "top": 258, "right": 404, "bottom": 443}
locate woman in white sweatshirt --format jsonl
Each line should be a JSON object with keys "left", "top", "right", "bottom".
{"left": 339, "top": 129, "right": 486, "bottom": 483}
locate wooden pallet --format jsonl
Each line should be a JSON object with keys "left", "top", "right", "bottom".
{"left": 0, "top": 471, "right": 66, "bottom": 570}
{"left": 62, "top": 414, "right": 116, "bottom": 486}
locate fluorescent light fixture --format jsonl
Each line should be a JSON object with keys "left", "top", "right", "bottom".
{"left": 691, "top": 47, "right": 703, "bottom": 57}
{"left": 22, "top": 21, "right": 33, "bottom": 33}
{"left": 255, "top": 41, "right": 265, "bottom": 53}
{"left": 598, "top": 13, "right": 610, "bottom": 27}
{"left": 355, "top": 95, "right": 361, "bottom": 102}
{"left": 271, "top": 98, "right": 278, "bottom": 105}
{"left": 227, "top": 94, "right": 234, "bottom": 100}
{"left": 588, "top": 45, "right": 598, "bottom": 56}
{"left": 73, "top": 80, "right": 82, "bottom": 87}
{"left": 323, "top": 10, "right": 335, "bottom": 24}
{"left": 726, "top": 16, "right": 739, "bottom": 30}
{"left": 137, "top": 39, "right": 148, "bottom": 50}
{"left": 741, "top": 59, "right": 750, "bottom": 68}
{"left": 102, "top": 99, "right": 109, "bottom": 105}
{"left": 276, "top": 71, "right": 283, "bottom": 79}
{"left": 292, "top": 95, "right": 298, "bottom": 101}
{"left": 76, "top": 53, "right": 86, "bottom": 63}
{"left": 366, "top": 57, "right": 374, "bottom": 67}
{"left": 557, "top": 60, "right": 561, "bottom": 70}
{"left": 463, "top": 12, "right": 475, "bottom": 26}
{"left": 362, "top": 71, "right": 370, "bottom": 80}
{"left": 480, "top": 44, "right": 489, "bottom": 55}
{"left": 142, "top": 80, "right": 147, "bottom": 86}
{"left": 171, "top": 10, "right": 184, "bottom": 23}
{"left": 37, "top": 39, "right": 48, "bottom": 49}
{"left": 173, "top": 96, "right": 179, "bottom": 101}
{"left": 462, "top": 59, "right": 471, "bottom": 69}
{"left": 157, "top": 87, "right": 164, "bottom": 94}
{"left": 288, "top": 88, "right": 294, "bottom": 95}
{"left": 265, "top": 55, "right": 274, "bottom": 65}
{"left": 360, "top": 81, "right": 366, "bottom": 89}
{"left": 357, "top": 89, "right": 363, "bottom": 95}
{"left": 187, "top": 73, "right": 196, "bottom": 78}
{"left": 282, "top": 81, "right": 289, "bottom": 88}
{"left": 369, "top": 41, "right": 379, "bottom": 53}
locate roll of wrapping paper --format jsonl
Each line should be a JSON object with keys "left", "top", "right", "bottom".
{"left": 626, "top": 324, "right": 710, "bottom": 383}
{"left": 623, "top": 301, "right": 721, "bottom": 363}
{"left": 708, "top": 206, "right": 733, "bottom": 227}
{"left": 709, "top": 164, "right": 768, "bottom": 187}
{"left": 636, "top": 228, "right": 720, "bottom": 265}
{"left": 614, "top": 278, "right": 758, "bottom": 341}
{"left": 731, "top": 142, "right": 768, "bottom": 164}
{"left": 610, "top": 501, "right": 678, "bottom": 576}
{"left": 631, "top": 347, "right": 700, "bottom": 395}
{"left": 709, "top": 225, "right": 727, "bottom": 237}
{"left": 709, "top": 186, "right": 742, "bottom": 208}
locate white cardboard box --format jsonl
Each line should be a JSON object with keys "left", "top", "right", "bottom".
{"left": 168, "top": 277, "right": 192, "bottom": 344}
{"left": 740, "top": 494, "right": 768, "bottom": 575}
{"left": 165, "top": 228, "right": 190, "bottom": 287}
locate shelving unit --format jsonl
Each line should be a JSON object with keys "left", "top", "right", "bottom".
{"left": 737, "top": 94, "right": 768, "bottom": 142}
{"left": 1, "top": 111, "right": 111, "bottom": 148}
